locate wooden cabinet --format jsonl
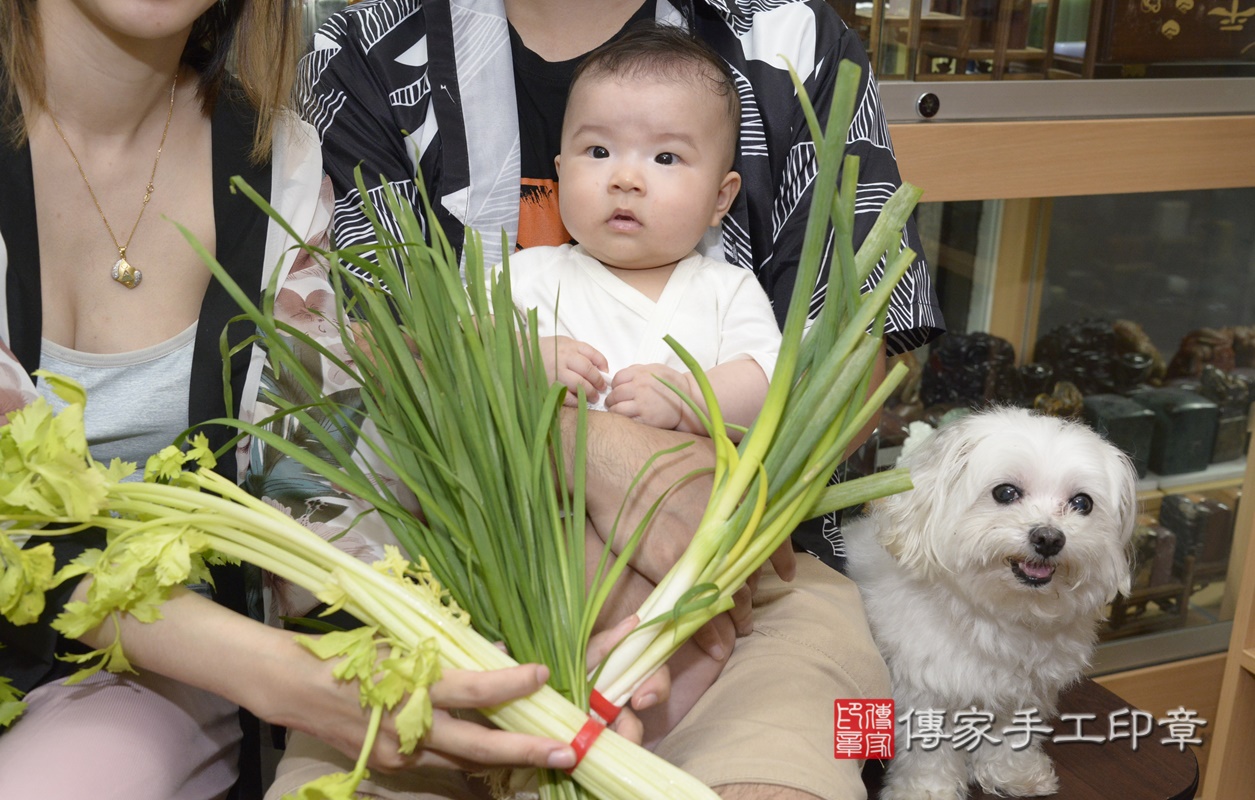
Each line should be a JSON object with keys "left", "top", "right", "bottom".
{"left": 890, "top": 114, "right": 1255, "bottom": 799}
{"left": 1199, "top": 420, "right": 1255, "bottom": 799}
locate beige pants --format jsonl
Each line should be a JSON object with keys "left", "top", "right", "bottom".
{"left": 266, "top": 557, "right": 887, "bottom": 800}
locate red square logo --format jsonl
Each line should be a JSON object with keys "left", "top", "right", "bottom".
{"left": 834, "top": 699, "right": 895, "bottom": 759}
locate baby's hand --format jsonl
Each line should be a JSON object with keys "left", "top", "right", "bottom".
{"left": 538, "top": 336, "right": 608, "bottom": 406}
{"left": 605, "top": 364, "right": 692, "bottom": 431}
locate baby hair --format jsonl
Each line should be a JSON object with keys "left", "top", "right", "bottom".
{"left": 569, "top": 22, "right": 741, "bottom": 166}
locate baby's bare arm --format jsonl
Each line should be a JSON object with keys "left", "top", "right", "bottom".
{"left": 675, "top": 359, "right": 770, "bottom": 440}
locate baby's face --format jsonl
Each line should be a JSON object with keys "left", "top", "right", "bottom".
{"left": 556, "top": 75, "right": 739, "bottom": 272}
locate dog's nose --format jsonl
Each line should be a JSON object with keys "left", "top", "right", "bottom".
{"left": 1029, "top": 526, "right": 1066, "bottom": 558}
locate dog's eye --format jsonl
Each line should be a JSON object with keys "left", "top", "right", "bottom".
{"left": 1069, "top": 493, "right": 1093, "bottom": 515}
{"left": 991, "top": 484, "right": 1022, "bottom": 504}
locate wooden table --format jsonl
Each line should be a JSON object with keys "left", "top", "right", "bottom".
{"left": 861, "top": 679, "right": 1199, "bottom": 799}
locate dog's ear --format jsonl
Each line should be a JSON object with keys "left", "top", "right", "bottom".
{"left": 1107, "top": 447, "right": 1140, "bottom": 599}
{"left": 878, "top": 417, "right": 976, "bottom": 576}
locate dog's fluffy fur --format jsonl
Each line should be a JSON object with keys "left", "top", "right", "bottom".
{"left": 845, "top": 408, "right": 1137, "bottom": 799}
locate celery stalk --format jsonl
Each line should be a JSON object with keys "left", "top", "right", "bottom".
{"left": 0, "top": 408, "right": 719, "bottom": 800}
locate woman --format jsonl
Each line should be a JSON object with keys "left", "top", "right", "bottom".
{"left": 0, "top": 1, "right": 661, "bottom": 797}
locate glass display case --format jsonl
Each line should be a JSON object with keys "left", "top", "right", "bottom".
{"left": 834, "top": 0, "right": 1255, "bottom": 81}
{"left": 883, "top": 83, "right": 1253, "bottom": 797}
{"left": 892, "top": 187, "right": 1254, "bottom": 671}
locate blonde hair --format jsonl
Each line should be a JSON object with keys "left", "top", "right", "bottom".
{"left": 1, "top": 0, "right": 304, "bottom": 163}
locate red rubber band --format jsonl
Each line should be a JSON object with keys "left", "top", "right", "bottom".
{"left": 589, "top": 689, "right": 622, "bottom": 725}
{"left": 565, "top": 717, "right": 606, "bottom": 774}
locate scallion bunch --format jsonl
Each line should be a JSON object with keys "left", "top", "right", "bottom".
{"left": 590, "top": 62, "right": 919, "bottom": 707}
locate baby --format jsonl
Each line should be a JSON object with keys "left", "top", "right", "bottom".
{"left": 506, "top": 24, "right": 781, "bottom": 441}
{"left": 502, "top": 24, "right": 784, "bottom": 747}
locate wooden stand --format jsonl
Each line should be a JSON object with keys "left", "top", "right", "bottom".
{"left": 1104, "top": 555, "right": 1195, "bottom": 639}
{"left": 1200, "top": 412, "right": 1255, "bottom": 797}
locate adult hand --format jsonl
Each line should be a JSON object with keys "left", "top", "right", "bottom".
{"left": 204, "top": 608, "right": 574, "bottom": 773}
{"left": 584, "top": 532, "right": 726, "bottom": 746}
{"left": 69, "top": 585, "right": 615, "bottom": 774}
{"left": 275, "top": 613, "right": 669, "bottom": 772}
{"left": 586, "top": 614, "right": 670, "bottom": 744}
{"left": 284, "top": 613, "right": 670, "bottom": 771}
{"left": 568, "top": 411, "right": 796, "bottom": 656}
{"left": 538, "top": 335, "right": 608, "bottom": 406}
{"left": 723, "top": 544, "right": 794, "bottom": 638}
{"left": 569, "top": 406, "right": 796, "bottom": 585}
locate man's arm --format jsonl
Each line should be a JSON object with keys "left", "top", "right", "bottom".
{"left": 564, "top": 408, "right": 796, "bottom": 588}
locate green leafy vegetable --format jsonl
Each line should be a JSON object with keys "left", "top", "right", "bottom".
{"left": 0, "top": 391, "right": 719, "bottom": 799}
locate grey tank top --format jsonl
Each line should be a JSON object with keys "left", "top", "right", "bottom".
{"left": 36, "top": 323, "right": 197, "bottom": 474}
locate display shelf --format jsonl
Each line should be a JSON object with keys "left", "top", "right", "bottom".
{"left": 1156, "top": 459, "right": 1247, "bottom": 492}
{"left": 1199, "top": 414, "right": 1255, "bottom": 798}
{"left": 889, "top": 109, "right": 1253, "bottom": 797}
{"left": 1240, "top": 647, "right": 1255, "bottom": 677}
{"left": 842, "top": 0, "right": 1255, "bottom": 85}
{"left": 1103, "top": 564, "right": 1193, "bottom": 640}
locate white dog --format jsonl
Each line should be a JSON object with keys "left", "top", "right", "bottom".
{"left": 845, "top": 408, "right": 1137, "bottom": 800}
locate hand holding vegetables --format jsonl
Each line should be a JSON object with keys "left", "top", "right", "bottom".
{"left": 0, "top": 387, "right": 700, "bottom": 800}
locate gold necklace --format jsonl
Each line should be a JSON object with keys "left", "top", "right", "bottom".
{"left": 47, "top": 72, "right": 178, "bottom": 289}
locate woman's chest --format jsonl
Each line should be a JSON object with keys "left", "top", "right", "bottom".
{"left": 30, "top": 127, "right": 216, "bottom": 353}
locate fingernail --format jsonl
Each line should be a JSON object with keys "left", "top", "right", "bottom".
{"left": 635, "top": 693, "right": 658, "bottom": 710}
{"left": 535, "top": 665, "right": 550, "bottom": 684}
{"left": 547, "top": 747, "right": 577, "bottom": 770}
{"left": 708, "top": 643, "right": 726, "bottom": 661}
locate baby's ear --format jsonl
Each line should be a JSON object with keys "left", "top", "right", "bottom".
{"left": 554, "top": 154, "right": 563, "bottom": 177}
{"left": 710, "top": 171, "right": 742, "bottom": 225}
